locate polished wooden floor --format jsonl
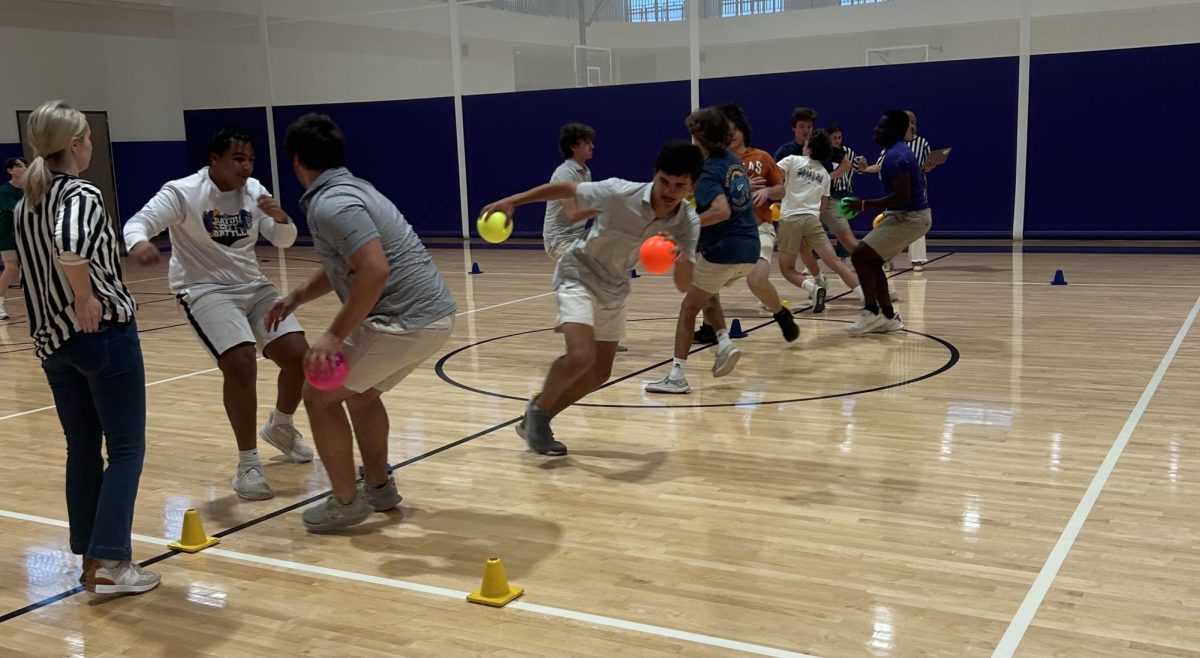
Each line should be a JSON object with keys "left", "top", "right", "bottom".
{"left": 0, "top": 244, "right": 1198, "bottom": 657}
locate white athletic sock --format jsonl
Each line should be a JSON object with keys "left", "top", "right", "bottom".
{"left": 716, "top": 329, "right": 732, "bottom": 350}
{"left": 238, "top": 449, "right": 260, "bottom": 469}
{"left": 670, "top": 358, "right": 686, "bottom": 380}
{"left": 99, "top": 559, "right": 121, "bottom": 569}
{"left": 801, "top": 279, "right": 816, "bottom": 294}
{"left": 270, "top": 409, "right": 293, "bottom": 426}
{"left": 854, "top": 285, "right": 864, "bottom": 301}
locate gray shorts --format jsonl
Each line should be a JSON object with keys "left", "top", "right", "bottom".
{"left": 862, "top": 208, "right": 933, "bottom": 261}
{"left": 176, "top": 282, "right": 303, "bottom": 359}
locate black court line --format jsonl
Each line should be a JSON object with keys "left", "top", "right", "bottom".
{"left": 435, "top": 317, "right": 960, "bottom": 408}
{"left": 435, "top": 250, "right": 959, "bottom": 403}
{"left": 0, "top": 252, "right": 952, "bottom": 623}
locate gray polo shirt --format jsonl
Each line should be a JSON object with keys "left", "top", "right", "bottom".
{"left": 554, "top": 178, "right": 699, "bottom": 306}
{"left": 299, "top": 167, "right": 456, "bottom": 331}
{"left": 542, "top": 158, "right": 592, "bottom": 253}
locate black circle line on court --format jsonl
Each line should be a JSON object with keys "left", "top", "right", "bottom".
{"left": 434, "top": 316, "right": 960, "bottom": 409}
{"left": 0, "top": 252, "right": 953, "bottom": 623}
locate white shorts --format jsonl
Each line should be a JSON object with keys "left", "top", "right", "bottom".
{"left": 692, "top": 256, "right": 755, "bottom": 295}
{"left": 342, "top": 315, "right": 454, "bottom": 393}
{"left": 176, "top": 282, "right": 303, "bottom": 360}
{"left": 757, "top": 222, "right": 776, "bottom": 263}
{"left": 555, "top": 280, "right": 626, "bottom": 343}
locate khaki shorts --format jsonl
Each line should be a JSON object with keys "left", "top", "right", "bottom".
{"left": 342, "top": 314, "right": 455, "bottom": 393}
{"left": 692, "top": 255, "right": 754, "bottom": 295}
{"left": 545, "top": 238, "right": 575, "bottom": 262}
{"left": 862, "top": 208, "right": 933, "bottom": 261}
{"left": 757, "top": 222, "right": 775, "bottom": 263}
{"left": 777, "top": 213, "right": 829, "bottom": 254}
{"left": 819, "top": 203, "right": 850, "bottom": 235}
{"left": 556, "top": 280, "right": 626, "bottom": 342}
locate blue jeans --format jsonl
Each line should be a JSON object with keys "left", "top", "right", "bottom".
{"left": 41, "top": 321, "right": 146, "bottom": 561}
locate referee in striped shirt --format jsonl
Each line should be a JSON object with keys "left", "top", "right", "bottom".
{"left": 14, "top": 100, "right": 158, "bottom": 595}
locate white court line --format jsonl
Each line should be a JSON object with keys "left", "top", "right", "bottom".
{"left": 0, "top": 362, "right": 235, "bottom": 423}
{"left": 0, "top": 508, "right": 818, "bottom": 658}
{"left": 991, "top": 293, "right": 1200, "bottom": 658}
{"left": 0, "top": 286, "right": 553, "bottom": 422}
{"left": 456, "top": 290, "right": 554, "bottom": 316}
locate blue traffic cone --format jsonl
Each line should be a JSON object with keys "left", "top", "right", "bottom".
{"left": 729, "top": 319, "right": 747, "bottom": 338}
{"left": 630, "top": 269, "right": 640, "bottom": 279}
{"left": 470, "top": 262, "right": 483, "bottom": 275}
{"left": 1051, "top": 269, "right": 1067, "bottom": 285}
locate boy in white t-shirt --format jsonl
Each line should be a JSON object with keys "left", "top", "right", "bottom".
{"left": 124, "top": 127, "right": 311, "bottom": 501}
{"left": 772, "top": 130, "right": 861, "bottom": 310}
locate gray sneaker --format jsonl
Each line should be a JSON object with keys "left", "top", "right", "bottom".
{"left": 233, "top": 464, "right": 274, "bottom": 500}
{"left": 516, "top": 400, "right": 567, "bottom": 456}
{"left": 358, "top": 476, "right": 403, "bottom": 512}
{"left": 712, "top": 343, "right": 741, "bottom": 378}
{"left": 259, "top": 421, "right": 314, "bottom": 463}
{"left": 303, "top": 494, "right": 373, "bottom": 533}
{"left": 645, "top": 374, "right": 691, "bottom": 394}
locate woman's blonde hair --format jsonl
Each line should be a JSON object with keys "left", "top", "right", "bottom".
{"left": 24, "top": 100, "right": 89, "bottom": 207}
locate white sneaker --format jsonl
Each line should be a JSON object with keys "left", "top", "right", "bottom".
{"left": 847, "top": 310, "right": 887, "bottom": 336}
{"left": 0, "top": 302, "right": 8, "bottom": 321}
{"left": 259, "top": 421, "right": 314, "bottom": 463}
{"left": 712, "top": 343, "right": 741, "bottom": 377}
{"left": 889, "top": 288, "right": 899, "bottom": 302}
{"left": 912, "top": 261, "right": 925, "bottom": 272}
{"left": 88, "top": 561, "right": 161, "bottom": 595}
{"left": 233, "top": 464, "right": 274, "bottom": 500}
{"left": 876, "top": 313, "right": 905, "bottom": 333}
{"left": 645, "top": 374, "right": 690, "bottom": 394}
{"left": 815, "top": 273, "right": 828, "bottom": 288}
{"left": 882, "top": 260, "right": 894, "bottom": 272}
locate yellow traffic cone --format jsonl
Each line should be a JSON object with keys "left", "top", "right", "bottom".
{"left": 168, "top": 509, "right": 220, "bottom": 553}
{"left": 466, "top": 557, "right": 524, "bottom": 607}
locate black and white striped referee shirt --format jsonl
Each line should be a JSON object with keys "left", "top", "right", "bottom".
{"left": 15, "top": 173, "right": 136, "bottom": 360}
{"left": 906, "top": 135, "right": 931, "bottom": 167}
{"left": 832, "top": 146, "right": 858, "bottom": 197}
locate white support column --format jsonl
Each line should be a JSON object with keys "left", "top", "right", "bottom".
{"left": 257, "top": 0, "right": 281, "bottom": 201}
{"left": 1012, "top": 0, "right": 1032, "bottom": 241}
{"left": 689, "top": 0, "right": 700, "bottom": 109}
{"left": 449, "top": 0, "right": 471, "bottom": 239}
{"left": 258, "top": 0, "right": 288, "bottom": 290}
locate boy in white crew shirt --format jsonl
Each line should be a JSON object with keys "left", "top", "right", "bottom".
{"left": 124, "top": 127, "right": 312, "bottom": 501}
{"left": 772, "top": 129, "right": 862, "bottom": 308}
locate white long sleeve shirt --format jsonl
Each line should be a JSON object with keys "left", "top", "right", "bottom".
{"left": 124, "top": 167, "right": 297, "bottom": 293}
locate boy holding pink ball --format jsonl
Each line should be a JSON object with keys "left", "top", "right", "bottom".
{"left": 268, "top": 113, "right": 457, "bottom": 532}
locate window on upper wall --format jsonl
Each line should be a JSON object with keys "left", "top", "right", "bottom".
{"left": 628, "top": 0, "right": 685, "bottom": 23}
{"left": 721, "top": 0, "right": 784, "bottom": 17}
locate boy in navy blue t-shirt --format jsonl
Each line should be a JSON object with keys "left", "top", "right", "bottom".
{"left": 647, "top": 107, "right": 797, "bottom": 395}
{"left": 841, "top": 110, "right": 932, "bottom": 336}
